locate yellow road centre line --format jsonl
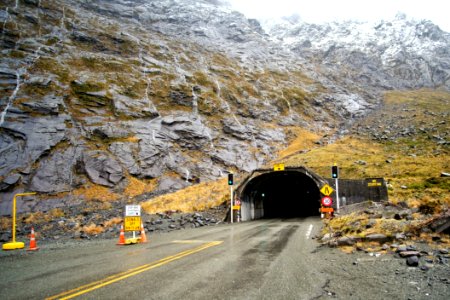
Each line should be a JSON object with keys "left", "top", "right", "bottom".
{"left": 46, "top": 241, "right": 223, "bottom": 300}
{"left": 172, "top": 239, "right": 208, "bottom": 244}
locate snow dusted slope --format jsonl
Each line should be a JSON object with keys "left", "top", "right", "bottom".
{"left": 263, "top": 14, "right": 450, "bottom": 90}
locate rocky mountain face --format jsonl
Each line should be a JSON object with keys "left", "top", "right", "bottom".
{"left": 263, "top": 13, "right": 450, "bottom": 90}
{"left": 0, "top": 0, "right": 449, "bottom": 215}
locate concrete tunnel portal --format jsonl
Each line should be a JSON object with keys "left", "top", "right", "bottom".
{"left": 235, "top": 167, "right": 328, "bottom": 221}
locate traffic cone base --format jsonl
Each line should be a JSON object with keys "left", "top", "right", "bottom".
{"left": 139, "top": 222, "right": 148, "bottom": 243}
{"left": 117, "top": 225, "right": 126, "bottom": 245}
{"left": 27, "top": 227, "right": 39, "bottom": 251}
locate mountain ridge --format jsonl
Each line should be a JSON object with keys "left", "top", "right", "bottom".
{"left": 262, "top": 13, "right": 450, "bottom": 90}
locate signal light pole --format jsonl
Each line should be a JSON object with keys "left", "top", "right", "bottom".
{"left": 332, "top": 164, "right": 340, "bottom": 212}
{"left": 228, "top": 173, "right": 234, "bottom": 223}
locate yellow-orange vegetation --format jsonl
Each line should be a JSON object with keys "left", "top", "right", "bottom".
{"left": 124, "top": 177, "right": 158, "bottom": 198}
{"left": 22, "top": 208, "right": 65, "bottom": 224}
{"left": 103, "top": 217, "right": 123, "bottom": 228}
{"left": 82, "top": 223, "right": 105, "bottom": 235}
{"left": 142, "top": 178, "right": 229, "bottom": 214}
{"left": 277, "top": 133, "right": 449, "bottom": 209}
{"left": 73, "top": 184, "right": 119, "bottom": 202}
{"left": 277, "top": 127, "right": 322, "bottom": 159}
{"left": 0, "top": 217, "right": 11, "bottom": 231}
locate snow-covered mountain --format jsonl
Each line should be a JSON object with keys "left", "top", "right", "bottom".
{"left": 262, "top": 13, "right": 450, "bottom": 89}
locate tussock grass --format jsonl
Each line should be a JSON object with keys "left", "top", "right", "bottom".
{"left": 124, "top": 177, "right": 157, "bottom": 198}
{"left": 82, "top": 223, "right": 104, "bottom": 235}
{"left": 103, "top": 217, "right": 123, "bottom": 228}
{"left": 0, "top": 217, "right": 11, "bottom": 231}
{"left": 279, "top": 137, "right": 386, "bottom": 179}
{"left": 73, "top": 185, "right": 119, "bottom": 202}
{"left": 385, "top": 88, "right": 450, "bottom": 107}
{"left": 324, "top": 212, "right": 368, "bottom": 235}
{"left": 142, "top": 178, "right": 228, "bottom": 214}
{"left": 277, "top": 128, "right": 322, "bottom": 159}
{"left": 81, "top": 201, "right": 112, "bottom": 213}
{"left": 22, "top": 208, "right": 65, "bottom": 225}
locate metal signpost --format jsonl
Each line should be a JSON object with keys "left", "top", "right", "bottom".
{"left": 230, "top": 186, "right": 234, "bottom": 223}
{"left": 336, "top": 179, "right": 340, "bottom": 212}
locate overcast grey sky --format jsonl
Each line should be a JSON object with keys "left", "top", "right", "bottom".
{"left": 225, "top": 0, "right": 450, "bottom": 32}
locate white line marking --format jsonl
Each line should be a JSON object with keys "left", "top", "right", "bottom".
{"left": 306, "top": 224, "right": 313, "bottom": 239}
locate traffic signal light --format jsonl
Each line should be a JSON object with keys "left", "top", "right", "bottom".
{"left": 332, "top": 166, "right": 339, "bottom": 179}
{"left": 228, "top": 173, "right": 233, "bottom": 185}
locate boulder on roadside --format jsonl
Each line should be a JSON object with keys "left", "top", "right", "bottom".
{"left": 337, "top": 236, "right": 357, "bottom": 246}
{"left": 365, "top": 233, "right": 389, "bottom": 243}
{"left": 406, "top": 256, "right": 420, "bottom": 267}
{"left": 399, "top": 251, "right": 421, "bottom": 258}
{"left": 0, "top": 232, "right": 12, "bottom": 242}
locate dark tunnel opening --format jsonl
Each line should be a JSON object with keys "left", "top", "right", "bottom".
{"left": 241, "top": 171, "right": 321, "bottom": 219}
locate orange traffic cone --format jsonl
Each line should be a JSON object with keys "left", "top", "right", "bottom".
{"left": 27, "top": 226, "right": 39, "bottom": 251}
{"left": 117, "top": 225, "right": 126, "bottom": 245}
{"left": 139, "top": 222, "right": 148, "bottom": 243}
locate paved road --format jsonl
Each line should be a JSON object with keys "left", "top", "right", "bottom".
{"left": 0, "top": 218, "right": 327, "bottom": 299}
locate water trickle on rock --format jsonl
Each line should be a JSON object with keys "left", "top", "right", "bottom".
{"left": 214, "top": 77, "right": 243, "bottom": 127}
{"left": 192, "top": 87, "right": 199, "bottom": 115}
{"left": 1, "top": 7, "right": 10, "bottom": 42}
{"left": 60, "top": 6, "right": 66, "bottom": 31}
{"left": 184, "top": 168, "right": 190, "bottom": 182}
{"left": 280, "top": 90, "right": 292, "bottom": 114}
{"left": 124, "top": 31, "right": 159, "bottom": 116}
{"left": 0, "top": 70, "right": 21, "bottom": 127}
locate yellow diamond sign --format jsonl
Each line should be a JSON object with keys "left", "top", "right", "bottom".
{"left": 320, "top": 184, "right": 334, "bottom": 196}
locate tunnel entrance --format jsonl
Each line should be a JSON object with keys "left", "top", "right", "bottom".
{"left": 237, "top": 167, "right": 325, "bottom": 221}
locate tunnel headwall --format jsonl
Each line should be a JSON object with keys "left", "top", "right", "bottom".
{"left": 235, "top": 166, "right": 328, "bottom": 221}
{"left": 233, "top": 166, "right": 389, "bottom": 221}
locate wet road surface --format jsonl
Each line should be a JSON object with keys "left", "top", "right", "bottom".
{"left": 0, "top": 218, "right": 326, "bottom": 299}
{"left": 3, "top": 218, "right": 448, "bottom": 299}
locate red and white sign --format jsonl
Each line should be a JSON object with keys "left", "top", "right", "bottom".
{"left": 321, "top": 196, "right": 333, "bottom": 207}
{"left": 235, "top": 200, "right": 241, "bottom": 206}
